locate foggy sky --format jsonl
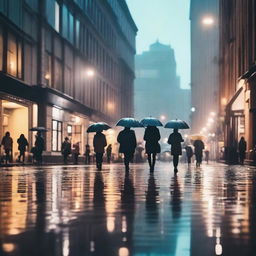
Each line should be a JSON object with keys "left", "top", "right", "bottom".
{"left": 126, "top": 0, "right": 191, "bottom": 89}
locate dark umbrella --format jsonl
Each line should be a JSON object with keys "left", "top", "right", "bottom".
{"left": 164, "top": 119, "right": 190, "bottom": 129}
{"left": 141, "top": 117, "right": 163, "bottom": 127}
{"left": 30, "top": 127, "right": 48, "bottom": 132}
{"left": 116, "top": 118, "right": 143, "bottom": 128}
{"left": 87, "top": 122, "right": 111, "bottom": 133}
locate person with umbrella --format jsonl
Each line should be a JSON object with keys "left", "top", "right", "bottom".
{"left": 165, "top": 119, "right": 189, "bottom": 173}
{"left": 87, "top": 123, "right": 110, "bottom": 170}
{"left": 35, "top": 131, "right": 45, "bottom": 164}
{"left": 194, "top": 139, "right": 205, "bottom": 167}
{"left": 142, "top": 118, "right": 162, "bottom": 171}
{"left": 116, "top": 118, "right": 140, "bottom": 171}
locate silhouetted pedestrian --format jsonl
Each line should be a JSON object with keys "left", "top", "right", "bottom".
{"left": 35, "top": 131, "right": 45, "bottom": 164}
{"left": 85, "top": 144, "right": 91, "bottom": 164}
{"left": 238, "top": 137, "right": 247, "bottom": 165}
{"left": 185, "top": 145, "right": 193, "bottom": 165}
{"left": 205, "top": 149, "right": 210, "bottom": 164}
{"left": 117, "top": 127, "right": 137, "bottom": 172}
{"left": 73, "top": 142, "right": 80, "bottom": 164}
{"left": 168, "top": 129, "right": 184, "bottom": 173}
{"left": 143, "top": 126, "right": 161, "bottom": 171}
{"left": 61, "top": 137, "right": 71, "bottom": 164}
{"left": 194, "top": 139, "right": 205, "bottom": 167}
{"left": 1, "top": 132, "right": 13, "bottom": 164}
{"left": 106, "top": 144, "right": 112, "bottom": 163}
{"left": 93, "top": 131, "right": 107, "bottom": 170}
{"left": 17, "top": 134, "right": 28, "bottom": 163}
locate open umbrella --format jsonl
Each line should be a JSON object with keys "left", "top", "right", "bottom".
{"left": 116, "top": 118, "right": 143, "bottom": 128}
{"left": 87, "top": 122, "right": 111, "bottom": 133}
{"left": 164, "top": 119, "right": 190, "bottom": 129}
{"left": 140, "top": 117, "right": 163, "bottom": 127}
{"left": 189, "top": 134, "right": 206, "bottom": 141}
{"left": 30, "top": 127, "right": 48, "bottom": 132}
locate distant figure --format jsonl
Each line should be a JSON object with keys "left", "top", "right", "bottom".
{"left": 117, "top": 127, "right": 137, "bottom": 172}
{"left": 85, "top": 144, "right": 91, "bottom": 164}
{"left": 194, "top": 139, "right": 205, "bottom": 167}
{"left": 143, "top": 126, "right": 161, "bottom": 171}
{"left": 185, "top": 145, "right": 193, "bottom": 165}
{"left": 72, "top": 142, "right": 80, "bottom": 164}
{"left": 35, "top": 131, "right": 45, "bottom": 164}
{"left": 17, "top": 134, "right": 28, "bottom": 163}
{"left": 238, "top": 137, "right": 247, "bottom": 165}
{"left": 1, "top": 132, "right": 13, "bottom": 164}
{"left": 61, "top": 137, "right": 71, "bottom": 164}
{"left": 168, "top": 129, "right": 184, "bottom": 173}
{"left": 106, "top": 144, "right": 112, "bottom": 163}
{"left": 205, "top": 149, "right": 210, "bottom": 164}
{"left": 135, "top": 143, "right": 144, "bottom": 162}
{"left": 93, "top": 131, "right": 107, "bottom": 170}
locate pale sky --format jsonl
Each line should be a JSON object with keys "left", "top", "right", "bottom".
{"left": 126, "top": 0, "right": 191, "bottom": 89}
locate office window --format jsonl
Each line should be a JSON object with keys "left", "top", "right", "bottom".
{"left": 55, "top": 2, "right": 60, "bottom": 32}
{"left": 75, "top": 19, "right": 80, "bottom": 48}
{"left": 69, "top": 13, "right": 74, "bottom": 43}
{"left": 54, "top": 59, "right": 63, "bottom": 91}
{"left": 45, "top": 53, "right": 52, "bottom": 86}
{"left": 0, "top": 27, "right": 3, "bottom": 71}
{"left": 52, "top": 120, "right": 62, "bottom": 152}
{"left": 7, "top": 33, "right": 22, "bottom": 78}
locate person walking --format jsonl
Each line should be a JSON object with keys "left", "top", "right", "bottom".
{"left": 1, "top": 131, "right": 13, "bottom": 164}
{"left": 143, "top": 126, "right": 161, "bottom": 171}
{"left": 72, "top": 142, "right": 80, "bottom": 164}
{"left": 205, "top": 149, "right": 210, "bottom": 164}
{"left": 185, "top": 145, "right": 193, "bottom": 165}
{"left": 85, "top": 144, "right": 91, "bottom": 164}
{"left": 93, "top": 131, "right": 107, "bottom": 170}
{"left": 168, "top": 129, "right": 184, "bottom": 173}
{"left": 194, "top": 139, "right": 205, "bottom": 167}
{"left": 106, "top": 144, "right": 112, "bottom": 163}
{"left": 61, "top": 137, "right": 71, "bottom": 164}
{"left": 117, "top": 127, "right": 137, "bottom": 172}
{"left": 238, "top": 137, "right": 247, "bottom": 165}
{"left": 17, "top": 134, "right": 28, "bottom": 163}
{"left": 35, "top": 131, "right": 45, "bottom": 164}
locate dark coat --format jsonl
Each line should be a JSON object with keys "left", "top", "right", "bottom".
{"left": 238, "top": 139, "right": 247, "bottom": 153}
{"left": 35, "top": 136, "right": 45, "bottom": 152}
{"left": 93, "top": 132, "right": 107, "bottom": 153}
{"left": 143, "top": 126, "right": 161, "bottom": 154}
{"left": 117, "top": 129, "right": 137, "bottom": 153}
{"left": 61, "top": 141, "right": 71, "bottom": 155}
{"left": 194, "top": 140, "right": 205, "bottom": 156}
{"left": 17, "top": 137, "right": 28, "bottom": 152}
{"left": 168, "top": 132, "right": 184, "bottom": 155}
{"left": 185, "top": 145, "right": 193, "bottom": 157}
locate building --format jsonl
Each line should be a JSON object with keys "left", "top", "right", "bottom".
{"left": 219, "top": 0, "right": 256, "bottom": 162}
{"left": 134, "top": 41, "right": 191, "bottom": 142}
{"left": 190, "top": 0, "right": 219, "bottom": 134}
{"left": 0, "top": 0, "right": 137, "bottom": 161}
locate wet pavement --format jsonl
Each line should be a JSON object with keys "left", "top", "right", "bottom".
{"left": 0, "top": 162, "right": 256, "bottom": 256}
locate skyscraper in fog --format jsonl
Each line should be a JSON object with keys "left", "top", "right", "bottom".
{"left": 135, "top": 41, "right": 191, "bottom": 128}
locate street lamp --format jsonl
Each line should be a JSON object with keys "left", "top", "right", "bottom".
{"left": 202, "top": 16, "right": 214, "bottom": 26}
{"left": 86, "top": 68, "right": 95, "bottom": 78}
{"left": 191, "top": 107, "right": 196, "bottom": 112}
{"left": 160, "top": 115, "right": 166, "bottom": 121}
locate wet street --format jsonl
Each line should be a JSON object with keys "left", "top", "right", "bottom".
{"left": 0, "top": 162, "right": 256, "bottom": 256}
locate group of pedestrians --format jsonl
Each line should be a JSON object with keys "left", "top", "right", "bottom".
{"left": 0, "top": 131, "right": 44, "bottom": 164}
{"left": 185, "top": 140, "right": 205, "bottom": 167}
{"left": 61, "top": 138, "right": 80, "bottom": 164}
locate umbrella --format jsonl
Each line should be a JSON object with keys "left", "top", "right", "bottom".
{"left": 164, "top": 119, "right": 190, "bottom": 129}
{"left": 189, "top": 134, "right": 206, "bottom": 141}
{"left": 87, "top": 122, "right": 111, "bottom": 133}
{"left": 140, "top": 117, "right": 163, "bottom": 127}
{"left": 30, "top": 127, "right": 48, "bottom": 132}
{"left": 116, "top": 118, "right": 143, "bottom": 128}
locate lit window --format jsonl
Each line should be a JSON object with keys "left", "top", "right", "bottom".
{"left": 55, "top": 1, "right": 60, "bottom": 32}
{"left": 52, "top": 120, "right": 62, "bottom": 151}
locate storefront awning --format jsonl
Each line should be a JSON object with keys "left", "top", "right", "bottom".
{"left": 226, "top": 86, "right": 244, "bottom": 112}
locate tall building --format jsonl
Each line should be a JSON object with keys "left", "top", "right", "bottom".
{"left": 134, "top": 41, "right": 191, "bottom": 141}
{"left": 0, "top": 0, "right": 137, "bottom": 160}
{"left": 190, "top": 0, "right": 219, "bottom": 134}
{"left": 219, "top": 0, "right": 256, "bottom": 162}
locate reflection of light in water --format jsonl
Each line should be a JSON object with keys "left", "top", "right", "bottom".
{"left": 215, "top": 244, "right": 222, "bottom": 255}
{"left": 122, "top": 216, "right": 127, "bottom": 233}
{"left": 62, "top": 228, "right": 69, "bottom": 256}
{"left": 119, "top": 247, "right": 129, "bottom": 256}
{"left": 107, "top": 216, "right": 115, "bottom": 232}
{"left": 90, "top": 241, "right": 95, "bottom": 252}
{"left": 2, "top": 243, "right": 16, "bottom": 253}
{"left": 216, "top": 227, "right": 221, "bottom": 238}
{"left": 122, "top": 236, "right": 127, "bottom": 242}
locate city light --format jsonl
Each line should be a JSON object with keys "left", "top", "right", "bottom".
{"left": 191, "top": 107, "right": 196, "bottom": 112}
{"left": 160, "top": 115, "right": 166, "bottom": 121}
{"left": 202, "top": 16, "right": 214, "bottom": 26}
{"left": 210, "top": 112, "right": 216, "bottom": 117}
{"left": 86, "top": 69, "right": 95, "bottom": 77}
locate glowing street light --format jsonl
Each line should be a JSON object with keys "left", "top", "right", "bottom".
{"left": 202, "top": 16, "right": 215, "bottom": 26}
{"left": 86, "top": 69, "right": 95, "bottom": 77}
{"left": 191, "top": 107, "right": 196, "bottom": 112}
{"left": 210, "top": 111, "right": 216, "bottom": 117}
{"left": 160, "top": 115, "right": 166, "bottom": 121}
